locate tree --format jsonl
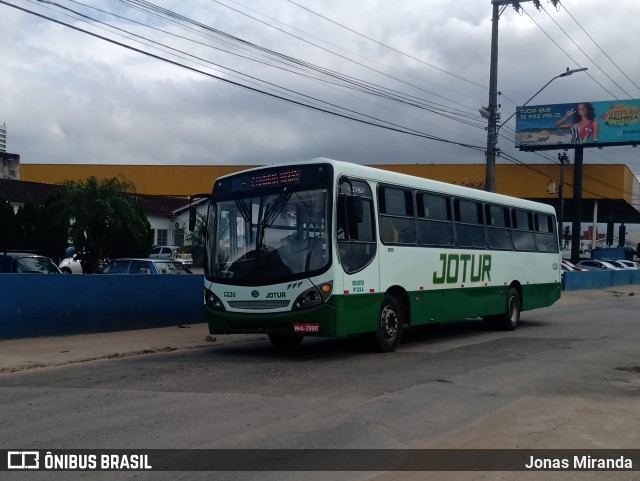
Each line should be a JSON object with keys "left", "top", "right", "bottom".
{"left": 53, "top": 176, "right": 152, "bottom": 273}
{"left": 0, "top": 195, "right": 19, "bottom": 251}
{"left": 14, "top": 198, "right": 68, "bottom": 260}
{"left": 187, "top": 212, "right": 208, "bottom": 267}
{"left": 0, "top": 195, "right": 68, "bottom": 259}
{"left": 187, "top": 212, "right": 208, "bottom": 246}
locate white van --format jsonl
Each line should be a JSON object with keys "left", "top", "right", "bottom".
{"left": 150, "top": 245, "right": 193, "bottom": 267}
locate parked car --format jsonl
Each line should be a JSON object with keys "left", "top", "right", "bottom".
{"left": 618, "top": 260, "right": 640, "bottom": 269}
{"left": 99, "top": 258, "right": 192, "bottom": 274}
{"left": 561, "top": 259, "right": 587, "bottom": 272}
{"left": 59, "top": 254, "right": 83, "bottom": 274}
{"left": 575, "top": 259, "right": 622, "bottom": 271}
{"left": 150, "top": 245, "right": 193, "bottom": 267}
{"left": 604, "top": 259, "right": 639, "bottom": 269}
{"left": 0, "top": 252, "right": 62, "bottom": 274}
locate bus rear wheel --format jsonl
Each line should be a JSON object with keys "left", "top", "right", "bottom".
{"left": 268, "top": 333, "right": 304, "bottom": 350}
{"left": 488, "top": 287, "right": 521, "bottom": 331}
{"left": 372, "top": 295, "right": 403, "bottom": 352}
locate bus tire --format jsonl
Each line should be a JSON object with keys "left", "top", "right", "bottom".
{"left": 497, "top": 287, "right": 521, "bottom": 331}
{"left": 372, "top": 295, "right": 403, "bottom": 352}
{"left": 268, "top": 333, "right": 304, "bottom": 350}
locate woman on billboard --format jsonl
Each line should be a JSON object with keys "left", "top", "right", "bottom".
{"left": 555, "top": 102, "right": 599, "bottom": 143}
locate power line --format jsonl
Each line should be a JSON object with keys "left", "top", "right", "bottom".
{"left": 7, "top": 0, "right": 638, "bottom": 198}
{"left": 521, "top": 7, "right": 619, "bottom": 100}
{"left": 0, "top": 0, "right": 487, "bottom": 152}
{"left": 559, "top": 1, "right": 640, "bottom": 94}
{"left": 204, "top": 0, "right": 483, "bottom": 118}
{"left": 26, "top": 0, "right": 487, "bottom": 132}
{"left": 219, "top": 0, "right": 488, "bottom": 110}
{"left": 539, "top": 4, "right": 633, "bottom": 99}
{"left": 107, "top": 0, "right": 485, "bottom": 125}
{"left": 284, "top": 0, "right": 488, "bottom": 91}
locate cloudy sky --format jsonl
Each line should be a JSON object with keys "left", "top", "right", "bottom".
{"left": 1, "top": 0, "right": 639, "bottom": 174}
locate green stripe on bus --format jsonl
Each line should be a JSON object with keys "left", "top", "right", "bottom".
{"left": 330, "top": 282, "right": 560, "bottom": 331}
{"left": 208, "top": 283, "right": 560, "bottom": 337}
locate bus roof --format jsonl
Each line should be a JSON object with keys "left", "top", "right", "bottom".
{"left": 213, "top": 158, "right": 557, "bottom": 215}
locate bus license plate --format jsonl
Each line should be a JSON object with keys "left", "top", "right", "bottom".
{"left": 293, "top": 323, "right": 320, "bottom": 333}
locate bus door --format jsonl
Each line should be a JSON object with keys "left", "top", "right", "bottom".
{"left": 336, "top": 177, "right": 380, "bottom": 335}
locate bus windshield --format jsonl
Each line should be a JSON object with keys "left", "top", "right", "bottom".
{"left": 207, "top": 188, "right": 330, "bottom": 285}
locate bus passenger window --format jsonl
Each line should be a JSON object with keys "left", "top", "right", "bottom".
{"left": 378, "top": 186, "right": 416, "bottom": 244}
{"left": 454, "top": 199, "right": 486, "bottom": 248}
{"left": 535, "top": 213, "right": 558, "bottom": 252}
{"left": 379, "top": 217, "right": 399, "bottom": 243}
{"left": 486, "top": 205, "right": 513, "bottom": 250}
{"left": 512, "top": 209, "right": 535, "bottom": 251}
{"left": 416, "top": 193, "right": 453, "bottom": 246}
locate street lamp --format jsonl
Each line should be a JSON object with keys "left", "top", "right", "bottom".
{"left": 483, "top": 67, "right": 588, "bottom": 192}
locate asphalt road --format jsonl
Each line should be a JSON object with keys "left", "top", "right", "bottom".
{"left": 1, "top": 287, "right": 639, "bottom": 481}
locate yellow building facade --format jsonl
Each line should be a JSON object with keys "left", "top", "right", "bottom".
{"left": 18, "top": 162, "right": 637, "bottom": 206}
{"left": 19, "top": 161, "right": 640, "bottom": 225}
{"left": 18, "top": 161, "right": 640, "bottom": 224}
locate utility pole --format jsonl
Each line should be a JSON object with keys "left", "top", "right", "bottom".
{"left": 484, "top": 0, "right": 560, "bottom": 193}
{"left": 557, "top": 151, "right": 569, "bottom": 247}
{"left": 485, "top": 1, "right": 500, "bottom": 193}
{"left": 570, "top": 147, "right": 584, "bottom": 263}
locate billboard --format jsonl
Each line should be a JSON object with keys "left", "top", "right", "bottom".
{"left": 514, "top": 99, "right": 640, "bottom": 150}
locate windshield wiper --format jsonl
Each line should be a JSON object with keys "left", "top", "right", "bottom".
{"left": 234, "top": 198, "right": 251, "bottom": 223}
{"left": 258, "top": 188, "right": 292, "bottom": 247}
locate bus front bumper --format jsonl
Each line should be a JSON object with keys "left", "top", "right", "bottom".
{"left": 207, "top": 302, "right": 338, "bottom": 337}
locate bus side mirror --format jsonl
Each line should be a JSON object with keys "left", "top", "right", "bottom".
{"left": 188, "top": 206, "right": 197, "bottom": 232}
{"left": 347, "top": 196, "right": 364, "bottom": 224}
{"left": 188, "top": 193, "right": 211, "bottom": 232}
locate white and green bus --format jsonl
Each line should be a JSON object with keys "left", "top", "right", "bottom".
{"left": 200, "top": 159, "right": 561, "bottom": 351}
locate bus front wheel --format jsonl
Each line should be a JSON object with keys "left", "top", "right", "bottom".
{"left": 372, "top": 295, "right": 404, "bottom": 352}
{"left": 268, "top": 333, "right": 304, "bottom": 350}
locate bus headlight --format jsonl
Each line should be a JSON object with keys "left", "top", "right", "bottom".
{"left": 292, "top": 286, "right": 322, "bottom": 310}
{"left": 204, "top": 288, "right": 226, "bottom": 311}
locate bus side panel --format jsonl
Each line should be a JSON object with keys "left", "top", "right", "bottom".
{"left": 415, "top": 282, "right": 560, "bottom": 324}
{"left": 328, "top": 293, "right": 383, "bottom": 336}
{"left": 417, "top": 286, "right": 505, "bottom": 324}
{"left": 522, "top": 282, "right": 561, "bottom": 311}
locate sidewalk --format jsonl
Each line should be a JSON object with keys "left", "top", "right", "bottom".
{"left": 1, "top": 285, "right": 638, "bottom": 374}
{"left": 0, "top": 323, "right": 265, "bottom": 374}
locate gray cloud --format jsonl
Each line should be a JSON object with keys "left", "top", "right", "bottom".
{"left": 1, "top": 0, "right": 638, "bottom": 171}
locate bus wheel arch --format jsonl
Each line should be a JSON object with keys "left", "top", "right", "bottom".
{"left": 371, "top": 287, "right": 408, "bottom": 352}
{"left": 501, "top": 282, "right": 522, "bottom": 331}
{"left": 484, "top": 282, "right": 522, "bottom": 331}
{"left": 386, "top": 286, "right": 410, "bottom": 325}
{"left": 505, "top": 283, "right": 522, "bottom": 330}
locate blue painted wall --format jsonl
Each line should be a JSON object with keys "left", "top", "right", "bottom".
{"left": 3, "top": 271, "right": 639, "bottom": 339}
{"left": 562, "top": 270, "right": 640, "bottom": 291}
{"left": 0, "top": 274, "right": 206, "bottom": 340}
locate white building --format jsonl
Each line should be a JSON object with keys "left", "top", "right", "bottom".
{"left": 0, "top": 122, "right": 6, "bottom": 153}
